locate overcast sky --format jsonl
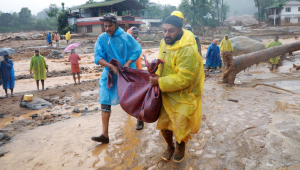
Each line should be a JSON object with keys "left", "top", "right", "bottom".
{"left": 0, "top": 0, "right": 181, "bottom": 15}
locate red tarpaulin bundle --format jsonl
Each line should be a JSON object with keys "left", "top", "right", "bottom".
{"left": 107, "top": 56, "right": 164, "bottom": 123}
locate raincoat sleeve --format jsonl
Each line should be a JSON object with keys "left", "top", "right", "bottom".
{"left": 206, "top": 46, "right": 212, "bottom": 58}
{"left": 43, "top": 57, "right": 47, "bottom": 69}
{"left": 30, "top": 58, "right": 34, "bottom": 71}
{"left": 158, "top": 46, "right": 200, "bottom": 92}
{"left": 266, "top": 42, "right": 273, "bottom": 48}
{"left": 94, "top": 36, "right": 106, "bottom": 65}
{"left": 6, "top": 60, "right": 13, "bottom": 70}
{"left": 127, "top": 34, "right": 142, "bottom": 62}
{"left": 219, "top": 40, "right": 223, "bottom": 50}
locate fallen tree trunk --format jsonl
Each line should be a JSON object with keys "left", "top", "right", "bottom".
{"left": 223, "top": 41, "right": 300, "bottom": 85}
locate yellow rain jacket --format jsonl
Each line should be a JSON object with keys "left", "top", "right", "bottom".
{"left": 266, "top": 41, "right": 282, "bottom": 65}
{"left": 30, "top": 54, "right": 47, "bottom": 81}
{"left": 66, "top": 31, "right": 71, "bottom": 40}
{"left": 219, "top": 36, "right": 233, "bottom": 52}
{"left": 156, "top": 29, "right": 205, "bottom": 143}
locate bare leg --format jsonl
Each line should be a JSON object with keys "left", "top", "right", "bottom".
{"left": 77, "top": 73, "right": 80, "bottom": 84}
{"left": 102, "top": 111, "right": 110, "bottom": 138}
{"left": 72, "top": 73, "right": 77, "bottom": 85}
{"left": 206, "top": 67, "right": 210, "bottom": 73}
{"left": 219, "top": 66, "right": 222, "bottom": 72}
{"left": 41, "top": 80, "right": 45, "bottom": 90}
{"left": 10, "top": 88, "right": 14, "bottom": 96}
{"left": 36, "top": 80, "right": 39, "bottom": 91}
{"left": 4, "top": 89, "right": 8, "bottom": 97}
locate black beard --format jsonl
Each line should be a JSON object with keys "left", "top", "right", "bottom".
{"left": 164, "top": 31, "right": 183, "bottom": 45}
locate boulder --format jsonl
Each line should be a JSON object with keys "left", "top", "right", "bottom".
{"left": 20, "top": 97, "right": 53, "bottom": 110}
{"left": 47, "top": 50, "right": 64, "bottom": 59}
{"left": 230, "top": 36, "right": 265, "bottom": 56}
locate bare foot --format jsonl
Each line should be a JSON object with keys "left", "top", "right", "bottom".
{"left": 74, "top": 83, "right": 77, "bottom": 85}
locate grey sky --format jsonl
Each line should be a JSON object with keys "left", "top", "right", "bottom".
{"left": 0, "top": 0, "right": 181, "bottom": 15}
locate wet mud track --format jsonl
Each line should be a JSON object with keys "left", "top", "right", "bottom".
{"left": 1, "top": 81, "right": 300, "bottom": 169}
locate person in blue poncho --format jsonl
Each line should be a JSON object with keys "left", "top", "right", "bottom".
{"left": 0, "top": 55, "right": 15, "bottom": 97}
{"left": 92, "top": 14, "right": 142, "bottom": 143}
{"left": 205, "top": 39, "right": 222, "bottom": 73}
{"left": 46, "top": 32, "right": 52, "bottom": 46}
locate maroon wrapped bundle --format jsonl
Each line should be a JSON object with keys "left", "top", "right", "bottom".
{"left": 107, "top": 56, "right": 164, "bottom": 123}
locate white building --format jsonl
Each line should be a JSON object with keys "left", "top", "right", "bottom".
{"left": 265, "top": 1, "right": 300, "bottom": 26}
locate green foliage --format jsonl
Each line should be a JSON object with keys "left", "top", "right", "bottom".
{"left": 0, "top": 8, "right": 56, "bottom": 33}
{"left": 86, "top": 0, "right": 97, "bottom": 4}
{"left": 18, "top": 7, "right": 32, "bottom": 25}
{"left": 57, "top": 11, "right": 70, "bottom": 35}
{"left": 61, "top": 2, "right": 65, "bottom": 11}
{"left": 46, "top": 4, "right": 59, "bottom": 19}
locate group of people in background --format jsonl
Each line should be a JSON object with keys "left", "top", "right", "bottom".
{"left": 46, "top": 31, "right": 71, "bottom": 47}
{"left": 1, "top": 45, "right": 82, "bottom": 96}
{"left": 205, "top": 34, "right": 233, "bottom": 74}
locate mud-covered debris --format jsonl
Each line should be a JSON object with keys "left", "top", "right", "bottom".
{"left": 228, "top": 98, "right": 239, "bottom": 102}
{"left": 20, "top": 97, "right": 53, "bottom": 110}
{"left": 29, "top": 114, "right": 38, "bottom": 119}
{"left": 73, "top": 108, "right": 80, "bottom": 113}
{"left": 47, "top": 50, "right": 64, "bottom": 59}
{"left": 0, "top": 113, "right": 3, "bottom": 119}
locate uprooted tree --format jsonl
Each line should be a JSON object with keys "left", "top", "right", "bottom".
{"left": 222, "top": 41, "right": 300, "bottom": 85}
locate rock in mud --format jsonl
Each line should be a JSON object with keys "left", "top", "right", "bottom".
{"left": 0, "top": 133, "right": 10, "bottom": 141}
{"left": 47, "top": 50, "right": 64, "bottom": 59}
{"left": 230, "top": 36, "right": 265, "bottom": 56}
{"left": 29, "top": 114, "right": 38, "bottom": 119}
{"left": 73, "top": 108, "right": 80, "bottom": 113}
{"left": 0, "top": 113, "right": 3, "bottom": 119}
{"left": 20, "top": 97, "right": 53, "bottom": 110}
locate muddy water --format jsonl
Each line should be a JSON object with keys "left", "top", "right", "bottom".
{"left": 1, "top": 82, "right": 300, "bottom": 169}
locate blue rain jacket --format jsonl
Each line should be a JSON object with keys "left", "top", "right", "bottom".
{"left": 0, "top": 59, "right": 15, "bottom": 89}
{"left": 206, "top": 43, "right": 222, "bottom": 68}
{"left": 94, "top": 27, "right": 142, "bottom": 105}
{"left": 46, "top": 32, "right": 51, "bottom": 43}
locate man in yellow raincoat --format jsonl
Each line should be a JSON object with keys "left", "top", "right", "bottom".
{"left": 219, "top": 34, "right": 233, "bottom": 53}
{"left": 150, "top": 15, "right": 205, "bottom": 162}
{"left": 266, "top": 35, "right": 282, "bottom": 71}
{"left": 66, "top": 31, "right": 71, "bottom": 44}
{"left": 171, "top": 11, "right": 200, "bottom": 55}
{"left": 219, "top": 35, "right": 233, "bottom": 65}
{"left": 30, "top": 50, "right": 48, "bottom": 91}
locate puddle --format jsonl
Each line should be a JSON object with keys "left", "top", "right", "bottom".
{"left": 0, "top": 108, "right": 48, "bottom": 128}
{"left": 263, "top": 81, "right": 300, "bottom": 94}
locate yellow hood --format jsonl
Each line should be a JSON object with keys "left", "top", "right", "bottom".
{"left": 164, "top": 29, "right": 195, "bottom": 51}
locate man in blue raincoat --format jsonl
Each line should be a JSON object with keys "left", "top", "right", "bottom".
{"left": 206, "top": 39, "right": 222, "bottom": 74}
{"left": 47, "top": 32, "right": 52, "bottom": 46}
{"left": 0, "top": 55, "right": 15, "bottom": 97}
{"left": 92, "top": 14, "right": 142, "bottom": 143}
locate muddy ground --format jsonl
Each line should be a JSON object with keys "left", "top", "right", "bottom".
{"left": 1, "top": 34, "right": 300, "bottom": 169}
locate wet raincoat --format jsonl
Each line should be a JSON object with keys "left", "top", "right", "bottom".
{"left": 219, "top": 36, "right": 233, "bottom": 52}
{"left": 127, "top": 27, "right": 142, "bottom": 70}
{"left": 156, "top": 29, "right": 205, "bottom": 143}
{"left": 66, "top": 31, "right": 71, "bottom": 40}
{"left": 46, "top": 32, "right": 51, "bottom": 43}
{"left": 186, "top": 30, "right": 198, "bottom": 51}
{"left": 94, "top": 27, "right": 142, "bottom": 105}
{"left": 206, "top": 43, "right": 222, "bottom": 68}
{"left": 30, "top": 54, "right": 47, "bottom": 81}
{"left": 0, "top": 59, "right": 15, "bottom": 89}
{"left": 266, "top": 41, "right": 282, "bottom": 65}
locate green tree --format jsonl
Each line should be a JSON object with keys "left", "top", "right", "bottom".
{"left": 46, "top": 4, "right": 59, "bottom": 20}
{"left": 0, "top": 13, "right": 14, "bottom": 27}
{"left": 61, "top": 2, "right": 65, "bottom": 11}
{"left": 18, "top": 7, "right": 32, "bottom": 25}
{"left": 57, "top": 11, "right": 70, "bottom": 34}
{"left": 86, "top": 0, "right": 96, "bottom": 4}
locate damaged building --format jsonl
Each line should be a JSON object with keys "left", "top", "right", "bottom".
{"left": 265, "top": 1, "right": 300, "bottom": 26}
{"left": 68, "top": 0, "right": 146, "bottom": 35}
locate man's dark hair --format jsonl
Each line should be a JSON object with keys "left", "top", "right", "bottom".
{"left": 100, "top": 13, "right": 118, "bottom": 28}
{"left": 35, "top": 50, "right": 39, "bottom": 52}
{"left": 164, "top": 15, "right": 183, "bottom": 28}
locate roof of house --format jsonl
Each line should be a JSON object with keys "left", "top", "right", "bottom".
{"left": 71, "top": 0, "right": 146, "bottom": 10}
{"left": 284, "top": 1, "right": 300, "bottom": 5}
{"left": 265, "top": 3, "right": 284, "bottom": 10}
